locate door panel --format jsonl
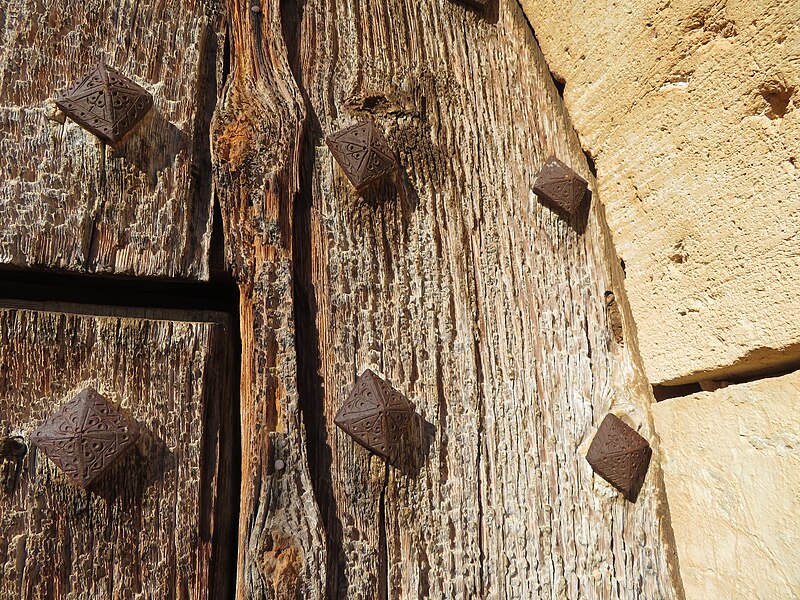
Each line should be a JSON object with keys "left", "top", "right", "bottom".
{"left": 0, "top": 0, "right": 224, "bottom": 279}
{"left": 0, "top": 301, "right": 235, "bottom": 599}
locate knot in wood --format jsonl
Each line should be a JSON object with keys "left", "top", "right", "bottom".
{"left": 0, "top": 436, "right": 27, "bottom": 459}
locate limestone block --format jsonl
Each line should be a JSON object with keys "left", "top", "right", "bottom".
{"left": 652, "top": 370, "right": 800, "bottom": 599}
{"left": 519, "top": 0, "right": 800, "bottom": 384}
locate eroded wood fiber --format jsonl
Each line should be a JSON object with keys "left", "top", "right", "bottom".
{"left": 0, "top": 302, "right": 236, "bottom": 599}
{"left": 0, "top": 0, "right": 684, "bottom": 597}
{"left": 0, "top": 0, "right": 223, "bottom": 279}
{"left": 211, "top": 1, "right": 327, "bottom": 598}
{"left": 289, "top": 0, "right": 682, "bottom": 598}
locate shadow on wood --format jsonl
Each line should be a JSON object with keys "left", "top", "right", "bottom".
{"left": 357, "top": 167, "right": 420, "bottom": 216}
{"left": 537, "top": 186, "right": 592, "bottom": 234}
{"left": 393, "top": 414, "right": 435, "bottom": 478}
{"left": 110, "top": 108, "right": 189, "bottom": 187}
{"left": 89, "top": 421, "right": 173, "bottom": 511}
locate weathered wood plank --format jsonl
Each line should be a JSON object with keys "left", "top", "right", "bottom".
{"left": 289, "top": 0, "right": 683, "bottom": 598}
{"left": 0, "top": 302, "right": 236, "bottom": 599}
{"left": 0, "top": 0, "right": 223, "bottom": 279}
{"left": 210, "top": 1, "right": 327, "bottom": 597}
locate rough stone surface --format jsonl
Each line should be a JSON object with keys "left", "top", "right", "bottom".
{"left": 519, "top": 0, "right": 800, "bottom": 385}
{"left": 652, "top": 370, "right": 800, "bottom": 599}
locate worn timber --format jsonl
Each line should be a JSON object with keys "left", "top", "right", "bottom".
{"left": 0, "top": 0, "right": 223, "bottom": 278}
{"left": 0, "top": 302, "right": 236, "bottom": 599}
{"left": 288, "top": 0, "right": 684, "bottom": 598}
{"left": 0, "top": 0, "right": 684, "bottom": 597}
{"left": 211, "top": 0, "right": 327, "bottom": 597}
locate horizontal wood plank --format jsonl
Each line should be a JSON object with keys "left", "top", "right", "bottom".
{"left": 0, "top": 302, "right": 236, "bottom": 599}
{"left": 0, "top": 0, "right": 223, "bottom": 279}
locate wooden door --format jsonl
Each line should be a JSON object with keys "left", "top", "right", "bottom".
{"left": 0, "top": 0, "right": 684, "bottom": 597}
{"left": 215, "top": 0, "right": 684, "bottom": 597}
{"left": 0, "top": 301, "right": 236, "bottom": 599}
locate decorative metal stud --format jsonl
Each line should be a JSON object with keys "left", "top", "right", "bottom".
{"left": 533, "top": 155, "right": 589, "bottom": 218}
{"left": 54, "top": 63, "right": 153, "bottom": 144}
{"left": 335, "top": 369, "right": 415, "bottom": 464}
{"left": 30, "top": 388, "right": 140, "bottom": 489}
{"left": 586, "top": 413, "right": 652, "bottom": 501}
{"left": 326, "top": 121, "right": 398, "bottom": 191}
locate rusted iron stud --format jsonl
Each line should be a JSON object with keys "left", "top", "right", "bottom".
{"left": 586, "top": 413, "right": 652, "bottom": 501}
{"left": 54, "top": 62, "right": 153, "bottom": 144}
{"left": 326, "top": 120, "right": 399, "bottom": 191}
{"left": 335, "top": 369, "right": 415, "bottom": 464}
{"left": 533, "top": 155, "right": 589, "bottom": 218}
{"left": 30, "top": 388, "right": 140, "bottom": 490}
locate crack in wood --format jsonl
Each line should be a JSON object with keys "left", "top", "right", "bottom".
{"left": 378, "top": 463, "right": 390, "bottom": 600}
{"left": 0, "top": 267, "right": 239, "bottom": 314}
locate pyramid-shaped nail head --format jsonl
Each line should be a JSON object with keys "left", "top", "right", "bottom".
{"left": 586, "top": 413, "right": 652, "bottom": 501}
{"left": 335, "top": 369, "right": 415, "bottom": 463}
{"left": 326, "top": 121, "right": 398, "bottom": 190}
{"left": 30, "top": 388, "right": 139, "bottom": 489}
{"left": 55, "top": 63, "right": 153, "bottom": 144}
{"left": 533, "top": 155, "right": 589, "bottom": 218}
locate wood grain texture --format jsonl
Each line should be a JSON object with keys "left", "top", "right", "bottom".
{"left": 211, "top": 1, "right": 327, "bottom": 597}
{"left": 0, "top": 0, "right": 685, "bottom": 597}
{"left": 0, "top": 302, "right": 236, "bottom": 599}
{"left": 0, "top": 0, "right": 222, "bottom": 279}
{"left": 288, "top": 0, "right": 684, "bottom": 597}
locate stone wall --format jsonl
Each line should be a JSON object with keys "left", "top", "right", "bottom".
{"left": 518, "top": 0, "right": 800, "bottom": 597}
{"left": 520, "top": 0, "right": 799, "bottom": 386}
{"left": 653, "top": 371, "right": 800, "bottom": 599}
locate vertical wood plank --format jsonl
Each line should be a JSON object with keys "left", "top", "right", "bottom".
{"left": 290, "top": 0, "right": 683, "bottom": 598}
{"left": 211, "top": 1, "right": 328, "bottom": 597}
